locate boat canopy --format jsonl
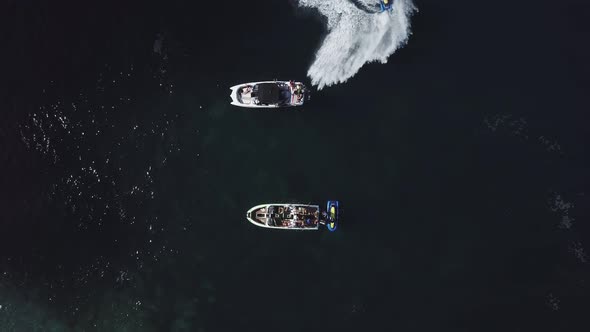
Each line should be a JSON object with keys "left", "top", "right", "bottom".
{"left": 255, "top": 83, "right": 280, "bottom": 104}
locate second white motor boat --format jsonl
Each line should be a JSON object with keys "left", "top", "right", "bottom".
{"left": 245, "top": 201, "right": 340, "bottom": 231}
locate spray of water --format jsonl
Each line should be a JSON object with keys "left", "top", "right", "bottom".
{"left": 296, "top": 0, "right": 416, "bottom": 90}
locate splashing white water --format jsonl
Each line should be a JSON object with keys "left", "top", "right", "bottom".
{"left": 296, "top": 0, "right": 416, "bottom": 89}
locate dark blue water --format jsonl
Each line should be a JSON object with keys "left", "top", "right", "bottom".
{"left": 1, "top": 0, "right": 589, "bottom": 331}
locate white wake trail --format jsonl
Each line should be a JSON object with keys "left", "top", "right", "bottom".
{"left": 296, "top": 0, "right": 416, "bottom": 90}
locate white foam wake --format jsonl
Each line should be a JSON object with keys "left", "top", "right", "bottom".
{"left": 296, "top": 0, "right": 416, "bottom": 90}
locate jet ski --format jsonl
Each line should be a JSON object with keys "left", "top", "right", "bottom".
{"left": 245, "top": 201, "right": 340, "bottom": 231}
{"left": 229, "top": 80, "right": 310, "bottom": 108}
{"left": 379, "top": 0, "right": 394, "bottom": 13}
{"left": 325, "top": 200, "right": 339, "bottom": 232}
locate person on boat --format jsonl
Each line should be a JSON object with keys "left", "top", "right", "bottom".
{"left": 304, "top": 217, "right": 317, "bottom": 227}
{"left": 294, "top": 85, "right": 303, "bottom": 100}
{"left": 289, "top": 83, "right": 303, "bottom": 103}
{"left": 240, "top": 85, "right": 251, "bottom": 100}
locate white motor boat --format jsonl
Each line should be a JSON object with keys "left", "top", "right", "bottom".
{"left": 229, "top": 80, "right": 310, "bottom": 108}
{"left": 245, "top": 201, "right": 339, "bottom": 231}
